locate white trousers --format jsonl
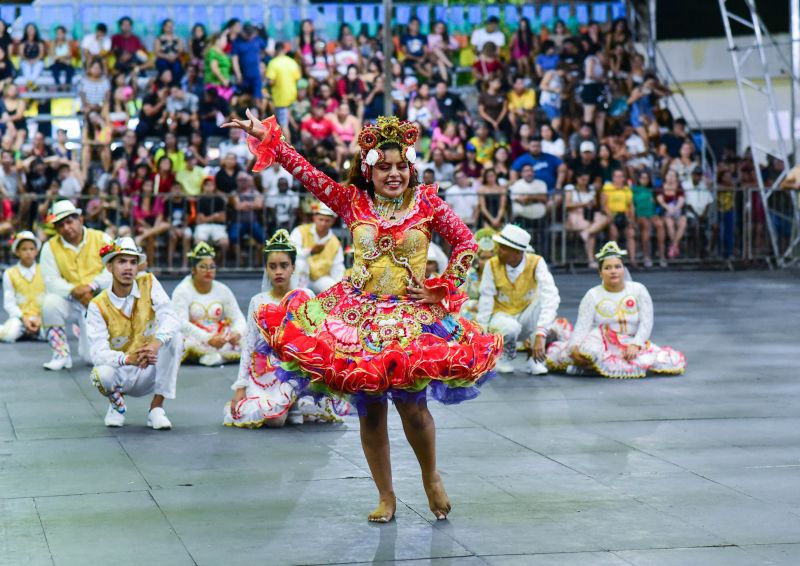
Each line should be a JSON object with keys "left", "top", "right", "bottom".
{"left": 0, "top": 318, "right": 45, "bottom": 343}
{"left": 42, "top": 293, "right": 89, "bottom": 359}
{"left": 488, "top": 301, "right": 542, "bottom": 354}
{"left": 91, "top": 336, "right": 182, "bottom": 400}
{"left": 0, "top": 318, "right": 23, "bottom": 343}
{"left": 308, "top": 275, "right": 337, "bottom": 295}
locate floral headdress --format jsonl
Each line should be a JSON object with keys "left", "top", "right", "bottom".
{"left": 595, "top": 241, "right": 628, "bottom": 262}
{"left": 263, "top": 229, "right": 297, "bottom": 255}
{"left": 357, "top": 116, "right": 419, "bottom": 181}
{"left": 474, "top": 227, "right": 498, "bottom": 253}
{"left": 188, "top": 242, "right": 216, "bottom": 265}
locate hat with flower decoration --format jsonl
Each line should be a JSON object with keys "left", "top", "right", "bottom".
{"left": 263, "top": 229, "right": 297, "bottom": 254}
{"left": 10, "top": 230, "right": 41, "bottom": 254}
{"left": 357, "top": 116, "right": 419, "bottom": 181}
{"left": 473, "top": 227, "right": 497, "bottom": 253}
{"left": 99, "top": 237, "right": 147, "bottom": 265}
{"left": 187, "top": 242, "right": 216, "bottom": 266}
{"left": 595, "top": 241, "right": 628, "bottom": 261}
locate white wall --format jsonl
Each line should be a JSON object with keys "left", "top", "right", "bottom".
{"left": 655, "top": 36, "right": 794, "bottom": 154}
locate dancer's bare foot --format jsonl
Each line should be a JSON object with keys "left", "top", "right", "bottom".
{"left": 424, "top": 472, "right": 451, "bottom": 520}
{"left": 368, "top": 493, "right": 396, "bottom": 523}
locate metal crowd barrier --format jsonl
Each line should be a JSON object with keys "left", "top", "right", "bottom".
{"left": 0, "top": 187, "right": 796, "bottom": 274}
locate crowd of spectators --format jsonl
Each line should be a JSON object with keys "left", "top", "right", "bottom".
{"left": 0, "top": 13, "right": 780, "bottom": 270}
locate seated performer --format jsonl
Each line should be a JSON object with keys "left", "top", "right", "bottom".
{"left": 476, "top": 224, "right": 560, "bottom": 375}
{"left": 86, "top": 237, "right": 182, "bottom": 429}
{"left": 171, "top": 242, "right": 246, "bottom": 367}
{"left": 40, "top": 200, "right": 112, "bottom": 370}
{"left": 289, "top": 201, "right": 344, "bottom": 294}
{"left": 224, "top": 230, "right": 349, "bottom": 428}
{"left": 546, "top": 241, "right": 687, "bottom": 378}
{"left": 1, "top": 231, "right": 45, "bottom": 343}
{"left": 459, "top": 228, "right": 497, "bottom": 321}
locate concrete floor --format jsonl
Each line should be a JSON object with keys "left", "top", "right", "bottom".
{"left": 1, "top": 270, "right": 799, "bottom": 566}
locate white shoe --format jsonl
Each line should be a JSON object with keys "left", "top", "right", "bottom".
{"left": 496, "top": 354, "right": 515, "bottom": 374}
{"left": 287, "top": 409, "right": 304, "bottom": 425}
{"left": 199, "top": 352, "right": 224, "bottom": 367}
{"left": 104, "top": 405, "right": 125, "bottom": 427}
{"left": 566, "top": 365, "right": 586, "bottom": 376}
{"left": 147, "top": 407, "right": 172, "bottom": 430}
{"left": 43, "top": 355, "right": 72, "bottom": 371}
{"left": 526, "top": 359, "right": 549, "bottom": 375}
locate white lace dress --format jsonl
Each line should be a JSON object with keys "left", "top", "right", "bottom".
{"left": 223, "top": 289, "right": 350, "bottom": 428}
{"left": 171, "top": 277, "right": 247, "bottom": 363}
{"left": 546, "top": 282, "right": 686, "bottom": 378}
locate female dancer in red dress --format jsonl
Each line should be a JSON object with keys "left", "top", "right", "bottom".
{"left": 224, "top": 110, "right": 502, "bottom": 522}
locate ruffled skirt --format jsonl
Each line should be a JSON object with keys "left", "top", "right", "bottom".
{"left": 223, "top": 335, "right": 349, "bottom": 428}
{"left": 546, "top": 321, "right": 686, "bottom": 379}
{"left": 257, "top": 283, "right": 502, "bottom": 415}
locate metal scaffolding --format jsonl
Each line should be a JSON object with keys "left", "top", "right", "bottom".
{"left": 718, "top": 0, "right": 800, "bottom": 266}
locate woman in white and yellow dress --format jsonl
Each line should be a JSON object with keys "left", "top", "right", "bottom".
{"left": 546, "top": 241, "right": 686, "bottom": 378}
{"left": 224, "top": 230, "right": 349, "bottom": 428}
{"left": 171, "top": 242, "right": 246, "bottom": 366}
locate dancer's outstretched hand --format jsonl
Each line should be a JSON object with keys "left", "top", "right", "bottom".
{"left": 222, "top": 108, "right": 267, "bottom": 141}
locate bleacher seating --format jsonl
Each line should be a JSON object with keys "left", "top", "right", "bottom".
{"left": 7, "top": 1, "right": 626, "bottom": 43}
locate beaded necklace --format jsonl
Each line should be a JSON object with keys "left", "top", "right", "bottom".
{"left": 374, "top": 192, "right": 406, "bottom": 220}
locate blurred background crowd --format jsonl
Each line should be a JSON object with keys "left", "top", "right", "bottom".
{"left": 0, "top": 3, "right": 795, "bottom": 272}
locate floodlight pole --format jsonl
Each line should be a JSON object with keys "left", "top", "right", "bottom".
{"left": 383, "top": 0, "right": 394, "bottom": 116}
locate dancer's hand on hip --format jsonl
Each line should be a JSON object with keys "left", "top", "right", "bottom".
{"left": 222, "top": 108, "right": 266, "bottom": 141}
{"left": 407, "top": 282, "right": 446, "bottom": 304}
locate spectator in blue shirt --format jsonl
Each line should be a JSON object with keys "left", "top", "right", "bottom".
{"left": 232, "top": 24, "right": 267, "bottom": 107}
{"left": 401, "top": 17, "right": 429, "bottom": 78}
{"left": 510, "top": 136, "right": 566, "bottom": 192}
{"left": 535, "top": 40, "right": 560, "bottom": 77}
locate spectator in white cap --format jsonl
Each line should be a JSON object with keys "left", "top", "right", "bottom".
{"left": 86, "top": 237, "right": 181, "bottom": 429}
{"left": 39, "top": 200, "right": 112, "bottom": 370}
{"left": 289, "top": 201, "right": 344, "bottom": 294}
{"left": 476, "top": 224, "right": 561, "bottom": 375}
{"left": 1, "top": 231, "right": 45, "bottom": 343}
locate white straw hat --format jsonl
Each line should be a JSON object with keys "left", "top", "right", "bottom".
{"left": 47, "top": 200, "right": 83, "bottom": 224}
{"left": 492, "top": 224, "right": 534, "bottom": 252}
{"left": 10, "top": 230, "right": 41, "bottom": 253}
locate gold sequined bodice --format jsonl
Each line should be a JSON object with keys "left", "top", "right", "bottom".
{"left": 349, "top": 223, "right": 430, "bottom": 296}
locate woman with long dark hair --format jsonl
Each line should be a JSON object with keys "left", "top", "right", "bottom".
{"left": 224, "top": 111, "right": 501, "bottom": 523}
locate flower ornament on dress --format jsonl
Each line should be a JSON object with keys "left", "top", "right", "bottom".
{"left": 357, "top": 116, "right": 420, "bottom": 180}
{"left": 188, "top": 241, "right": 216, "bottom": 265}
{"left": 245, "top": 115, "right": 284, "bottom": 172}
{"left": 595, "top": 241, "right": 628, "bottom": 261}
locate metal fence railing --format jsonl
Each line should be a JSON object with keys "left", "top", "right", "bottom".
{"left": 1, "top": 186, "right": 796, "bottom": 274}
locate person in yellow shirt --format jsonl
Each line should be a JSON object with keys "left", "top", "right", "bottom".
{"left": 40, "top": 200, "right": 112, "bottom": 370}
{"left": 266, "top": 41, "right": 302, "bottom": 140}
{"left": 467, "top": 122, "right": 497, "bottom": 166}
{"left": 507, "top": 75, "right": 536, "bottom": 132}
{"left": 1, "top": 231, "right": 45, "bottom": 343}
{"left": 601, "top": 168, "right": 637, "bottom": 267}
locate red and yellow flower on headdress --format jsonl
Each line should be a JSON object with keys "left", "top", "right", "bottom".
{"left": 357, "top": 116, "right": 420, "bottom": 180}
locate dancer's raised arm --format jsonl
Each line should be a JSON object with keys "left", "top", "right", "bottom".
{"left": 223, "top": 110, "right": 355, "bottom": 223}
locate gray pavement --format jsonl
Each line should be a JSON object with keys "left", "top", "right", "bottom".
{"left": 1, "top": 270, "right": 799, "bottom": 566}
